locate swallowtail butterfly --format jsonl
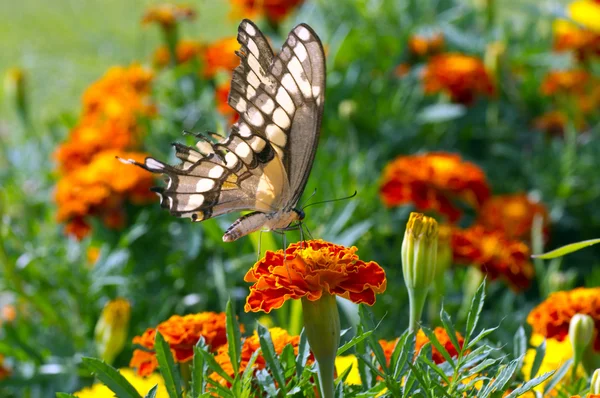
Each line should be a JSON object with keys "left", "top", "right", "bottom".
{"left": 120, "top": 19, "right": 325, "bottom": 242}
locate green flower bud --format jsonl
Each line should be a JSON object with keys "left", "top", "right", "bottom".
{"left": 591, "top": 368, "right": 600, "bottom": 394}
{"left": 94, "top": 298, "right": 131, "bottom": 365}
{"left": 402, "top": 212, "right": 438, "bottom": 332}
{"left": 569, "top": 313, "right": 594, "bottom": 376}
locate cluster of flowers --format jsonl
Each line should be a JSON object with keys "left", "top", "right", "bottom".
{"left": 380, "top": 151, "right": 543, "bottom": 291}
{"left": 54, "top": 65, "right": 156, "bottom": 239}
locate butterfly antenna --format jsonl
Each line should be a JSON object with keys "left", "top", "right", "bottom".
{"left": 257, "top": 230, "right": 263, "bottom": 261}
{"left": 298, "top": 188, "right": 318, "bottom": 209}
{"left": 302, "top": 222, "right": 314, "bottom": 241}
{"left": 301, "top": 190, "right": 358, "bottom": 211}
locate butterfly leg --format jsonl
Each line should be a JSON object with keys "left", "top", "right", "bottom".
{"left": 257, "top": 230, "right": 263, "bottom": 261}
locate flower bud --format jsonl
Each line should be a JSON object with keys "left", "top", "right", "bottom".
{"left": 591, "top": 368, "right": 600, "bottom": 394}
{"left": 95, "top": 298, "right": 131, "bottom": 365}
{"left": 569, "top": 313, "right": 594, "bottom": 373}
{"left": 4, "top": 68, "right": 29, "bottom": 125}
{"left": 402, "top": 212, "right": 438, "bottom": 331}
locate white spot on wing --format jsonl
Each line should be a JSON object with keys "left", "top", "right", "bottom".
{"left": 288, "top": 57, "right": 311, "bottom": 97}
{"left": 273, "top": 108, "right": 291, "bottom": 129}
{"left": 208, "top": 165, "right": 225, "bottom": 178}
{"left": 245, "top": 22, "right": 256, "bottom": 36}
{"left": 238, "top": 123, "right": 252, "bottom": 137}
{"left": 260, "top": 98, "right": 275, "bottom": 114}
{"left": 249, "top": 136, "right": 266, "bottom": 152}
{"left": 247, "top": 38, "right": 259, "bottom": 56}
{"left": 145, "top": 158, "right": 164, "bottom": 170}
{"left": 312, "top": 85, "right": 321, "bottom": 98}
{"left": 266, "top": 124, "right": 287, "bottom": 147}
{"left": 247, "top": 71, "right": 260, "bottom": 88}
{"left": 281, "top": 74, "right": 297, "bottom": 94}
{"left": 195, "top": 179, "right": 215, "bottom": 192}
{"left": 276, "top": 87, "right": 295, "bottom": 115}
{"left": 235, "top": 98, "right": 247, "bottom": 112}
{"left": 184, "top": 194, "right": 204, "bottom": 211}
{"left": 195, "top": 140, "right": 213, "bottom": 154}
{"left": 296, "top": 26, "right": 311, "bottom": 41}
{"left": 225, "top": 152, "right": 239, "bottom": 169}
{"left": 249, "top": 109, "right": 264, "bottom": 126}
{"left": 235, "top": 141, "right": 253, "bottom": 162}
{"left": 247, "top": 86, "right": 256, "bottom": 99}
{"left": 294, "top": 42, "right": 308, "bottom": 62}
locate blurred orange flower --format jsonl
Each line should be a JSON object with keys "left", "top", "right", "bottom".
{"left": 244, "top": 239, "right": 387, "bottom": 313}
{"left": 527, "top": 287, "right": 600, "bottom": 351}
{"left": 211, "top": 327, "right": 312, "bottom": 387}
{"left": 130, "top": 312, "right": 232, "bottom": 376}
{"left": 0, "top": 355, "right": 10, "bottom": 380}
{"left": 477, "top": 194, "right": 549, "bottom": 241}
{"left": 541, "top": 70, "right": 591, "bottom": 96}
{"left": 229, "top": 0, "right": 304, "bottom": 23}
{"left": 153, "top": 39, "right": 202, "bottom": 68}
{"left": 408, "top": 33, "right": 444, "bottom": 57}
{"left": 55, "top": 150, "right": 155, "bottom": 239}
{"left": 451, "top": 226, "right": 534, "bottom": 291}
{"left": 215, "top": 81, "right": 239, "bottom": 124}
{"left": 380, "top": 152, "right": 490, "bottom": 222}
{"left": 141, "top": 3, "right": 196, "bottom": 29}
{"left": 202, "top": 38, "right": 240, "bottom": 79}
{"left": 554, "top": 0, "right": 600, "bottom": 60}
{"left": 422, "top": 53, "right": 495, "bottom": 104}
{"left": 379, "top": 327, "right": 464, "bottom": 366}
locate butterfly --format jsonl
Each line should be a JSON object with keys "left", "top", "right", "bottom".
{"left": 119, "top": 19, "right": 325, "bottom": 242}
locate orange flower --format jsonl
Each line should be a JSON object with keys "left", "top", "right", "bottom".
{"left": 211, "top": 327, "right": 312, "bottom": 387}
{"left": 130, "top": 312, "right": 232, "bottom": 376}
{"left": 244, "top": 239, "right": 387, "bottom": 313}
{"left": 527, "top": 287, "right": 600, "bottom": 351}
{"left": 533, "top": 110, "right": 574, "bottom": 136}
{"left": 215, "top": 81, "right": 239, "bottom": 125}
{"left": 0, "top": 355, "right": 10, "bottom": 380}
{"left": 554, "top": 20, "right": 600, "bottom": 60}
{"left": 477, "top": 194, "right": 549, "bottom": 241}
{"left": 541, "top": 70, "right": 591, "bottom": 96}
{"left": 570, "top": 395, "right": 600, "bottom": 398}
{"left": 394, "top": 63, "right": 411, "bottom": 77}
{"left": 422, "top": 53, "right": 495, "bottom": 104}
{"left": 229, "top": 0, "right": 304, "bottom": 23}
{"left": 55, "top": 150, "right": 155, "bottom": 239}
{"left": 379, "top": 327, "right": 464, "bottom": 366}
{"left": 153, "top": 39, "right": 202, "bottom": 68}
{"left": 141, "top": 3, "right": 196, "bottom": 29}
{"left": 408, "top": 33, "right": 444, "bottom": 57}
{"left": 202, "top": 38, "right": 240, "bottom": 79}
{"left": 380, "top": 152, "right": 490, "bottom": 222}
{"left": 451, "top": 226, "right": 534, "bottom": 291}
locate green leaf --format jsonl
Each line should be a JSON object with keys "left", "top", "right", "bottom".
{"left": 478, "top": 358, "right": 519, "bottom": 398}
{"left": 56, "top": 394, "right": 78, "bottom": 398}
{"left": 531, "top": 238, "right": 600, "bottom": 259}
{"left": 255, "top": 368, "right": 278, "bottom": 397}
{"left": 296, "top": 329, "right": 310, "bottom": 378}
{"left": 418, "top": 354, "right": 451, "bottom": 386}
{"left": 225, "top": 299, "right": 241, "bottom": 375}
{"left": 420, "top": 327, "right": 455, "bottom": 367}
{"left": 199, "top": 349, "right": 234, "bottom": 384}
{"left": 337, "top": 330, "right": 373, "bottom": 356}
{"left": 191, "top": 345, "right": 206, "bottom": 396}
{"left": 513, "top": 327, "right": 527, "bottom": 371}
{"left": 81, "top": 357, "right": 142, "bottom": 398}
{"left": 440, "top": 309, "right": 461, "bottom": 354}
{"left": 543, "top": 359, "right": 573, "bottom": 395}
{"left": 144, "top": 385, "right": 158, "bottom": 398}
{"left": 466, "top": 327, "right": 499, "bottom": 349}
{"left": 242, "top": 348, "right": 262, "bottom": 384}
{"left": 257, "top": 324, "right": 286, "bottom": 393}
{"left": 154, "top": 332, "right": 183, "bottom": 398}
{"left": 465, "top": 280, "right": 486, "bottom": 345}
{"left": 504, "top": 371, "right": 554, "bottom": 398}
{"left": 529, "top": 340, "right": 546, "bottom": 380}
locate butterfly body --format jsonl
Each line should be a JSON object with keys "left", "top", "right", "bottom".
{"left": 120, "top": 19, "right": 325, "bottom": 242}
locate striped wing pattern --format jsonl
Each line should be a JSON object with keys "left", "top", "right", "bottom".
{"left": 121, "top": 19, "right": 325, "bottom": 230}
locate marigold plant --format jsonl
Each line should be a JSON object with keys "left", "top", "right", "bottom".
{"left": 422, "top": 53, "right": 495, "bottom": 104}
{"left": 477, "top": 194, "right": 549, "bottom": 241}
{"left": 74, "top": 368, "right": 167, "bottom": 398}
{"left": 202, "top": 37, "right": 240, "bottom": 79}
{"left": 229, "top": 0, "right": 305, "bottom": 23}
{"left": 130, "top": 312, "right": 232, "bottom": 376}
{"left": 243, "top": 239, "right": 387, "bottom": 313}
{"left": 153, "top": 39, "right": 202, "bottom": 68}
{"left": 451, "top": 226, "right": 534, "bottom": 291}
{"left": 540, "top": 70, "right": 591, "bottom": 96}
{"left": 527, "top": 288, "right": 600, "bottom": 351}
{"left": 408, "top": 32, "right": 444, "bottom": 57}
{"left": 379, "top": 327, "right": 464, "bottom": 366}
{"left": 141, "top": 3, "right": 196, "bottom": 29}
{"left": 380, "top": 152, "right": 490, "bottom": 222}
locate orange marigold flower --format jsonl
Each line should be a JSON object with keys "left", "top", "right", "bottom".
{"left": 554, "top": 20, "right": 600, "bottom": 60}
{"left": 229, "top": 0, "right": 304, "bottom": 23}
{"left": 215, "top": 81, "right": 239, "bottom": 125}
{"left": 477, "top": 194, "right": 549, "bottom": 241}
{"left": 527, "top": 287, "right": 600, "bottom": 351}
{"left": 451, "top": 226, "right": 534, "bottom": 291}
{"left": 244, "top": 239, "right": 387, "bottom": 313}
{"left": 202, "top": 38, "right": 240, "bottom": 79}
{"left": 153, "top": 39, "right": 202, "bottom": 68}
{"left": 211, "top": 327, "right": 312, "bottom": 386}
{"left": 380, "top": 152, "right": 490, "bottom": 222}
{"left": 422, "top": 53, "right": 495, "bottom": 104}
{"left": 540, "top": 70, "right": 590, "bottom": 96}
{"left": 379, "top": 327, "right": 464, "bottom": 366}
{"left": 64, "top": 217, "right": 92, "bottom": 240}
{"left": 141, "top": 3, "right": 196, "bottom": 29}
{"left": 408, "top": 33, "right": 444, "bottom": 57}
{"left": 131, "top": 312, "right": 232, "bottom": 376}
{"left": 0, "top": 355, "right": 10, "bottom": 380}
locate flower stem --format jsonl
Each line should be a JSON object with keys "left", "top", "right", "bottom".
{"left": 408, "top": 289, "right": 426, "bottom": 333}
{"left": 302, "top": 294, "right": 340, "bottom": 398}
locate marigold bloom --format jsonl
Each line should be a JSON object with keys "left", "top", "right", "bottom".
{"left": 0, "top": 355, "right": 10, "bottom": 380}
{"left": 210, "top": 327, "right": 311, "bottom": 386}
{"left": 477, "top": 194, "right": 549, "bottom": 241}
{"left": 422, "top": 53, "right": 495, "bottom": 104}
{"left": 541, "top": 70, "right": 591, "bottom": 96}
{"left": 131, "top": 312, "right": 231, "bottom": 376}
{"left": 380, "top": 152, "right": 490, "bottom": 222}
{"left": 408, "top": 33, "right": 444, "bottom": 57}
{"left": 153, "top": 39, "right": 202, "bottom": 68}
{"left": 379, "top": 327, "right": 464, "bottom": 366}
{"left": 335, "top": 355, "right": 361, "bottom": 385}
{"left": 202, "top": 38, "right": 240, "bottom": 79}
{"left": 554, "top": 19, "right": 600, "bottom": 60}
{"left": 141, "top": 4, "right": 196, "bottom": 29}
{"left": 244, "top": 239, "right": 387, "bottom": 313}
{"left": 74, "top": 368, "right": 167, "bottom": 397}
{"left": 527, "top": 288, "right": 600, "bottom": 351}
{"left": 532, "top": 110, "right": 587, "bottom": 136}
{"left": 229, "top": 0, "right": 304, "bottom": 23}
{"left": 215, "top": 80, "right": 239, "bottom": 125}
{"left": 451, "top": 226, "right": 534, "bottom": 291}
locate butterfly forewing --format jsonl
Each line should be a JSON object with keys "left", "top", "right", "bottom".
{"left": 122, "top": 19, "right": 325, "bottom": 239}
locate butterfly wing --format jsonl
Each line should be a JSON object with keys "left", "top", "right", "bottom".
{"left": 122, "top": 20, "right": 325, "bottom": 224}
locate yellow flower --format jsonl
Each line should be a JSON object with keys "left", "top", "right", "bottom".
{"left": 74, "top": 368, "right": 167, "bottom": 397}
{"left": 95, "top": 298, "right": 131, "bottom": 365}
{"left": 335, "top": 355, "right": 361, "bottom": 385}
{"left": 569, "top": 0, "right": 600, "bottom": 32}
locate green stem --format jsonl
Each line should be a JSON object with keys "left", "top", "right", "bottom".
{"left": 163, "top": 26, "right": 179, "bottom": 66}
{"left": 180, "top": 361, "right": 192, "bottom": 391}
{"left": 288, "top": 299, "right": 303, "bottom": 336}
{"left": 408, "top": 289, "right": 426, "bottom": 333}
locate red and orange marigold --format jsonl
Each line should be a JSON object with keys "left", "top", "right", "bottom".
{"left": 215, "top": 80, "right": 239, "bottom": 124}
{"left": 130, "top": 312, "right": 232, "bottom": 376}
{"left": 477, "top": 194, "right": 549, "bottom": 241}
{"left": 379, "top": 327, "right": 464, "bottom": 366}
{"left": 229, "top": 0, "right": 304, "bottom": 23}
{"left": 211, "top": 327, "right": 312, "bottom": 387}
{"left": 422, "top": 53, "right": 495, "bottom": 104}
{"left": 540, "top": 70, "right": 591, "bottom": 97}
{"left": 380, "top": 152, "right": 490, "bottom": 222}
{"left": 408, "top": 33, "right": 444, "bottom": 57}
{"left": 153, "top": 39, "right": 202, "bottom": 68}
{"left": 244, "top": 239, "right": 387, "bottom": 313}
{"left": 527, "top": 287, "right": 600, "bottom": 351}
{"left": 141, "top": 3, "right": 196, "bottom": 29}
{"left": 451, "top": 226, "right": 534, "bottom": 291}
{"left": 0, "top": 355, "right": 10, "bottom": 381}
{"left": 202, "top": 37, "right": 240, "bottom": 79}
